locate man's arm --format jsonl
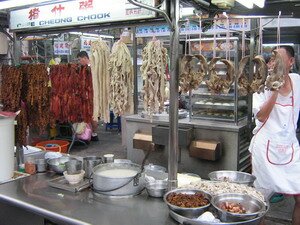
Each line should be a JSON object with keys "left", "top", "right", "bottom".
{"left": 256, "top": 91, "right": 278, "bottom": 122}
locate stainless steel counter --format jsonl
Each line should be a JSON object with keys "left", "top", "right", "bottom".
{"left": 125, "top": 114, "right": 248, "bottom": 132}
{"left": 0, "top": 173, "right": 175, "bottom": 225}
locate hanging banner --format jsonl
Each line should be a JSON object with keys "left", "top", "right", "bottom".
{"left": 53, "top": 41, "right": 71, "bottom": 55}
{"left": 10, "top": 0, "right": 155, "bottom": 31}
{"left": 80, "top": 36, "right": 97, "bottom": 52}
{"left": 136, "top": 18, "right": 250, "bottom": 37}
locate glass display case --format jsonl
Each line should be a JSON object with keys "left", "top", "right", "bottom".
{"left": 188, "top": 37, "right": 251, "bottom": 124}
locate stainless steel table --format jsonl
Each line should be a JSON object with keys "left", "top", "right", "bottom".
{"left": 0, "top": 173, "right": 176, "bottom": 225}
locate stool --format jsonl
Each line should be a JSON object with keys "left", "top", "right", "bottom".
{"left": 105, "top": 111, "right": 121, "bottom": 131}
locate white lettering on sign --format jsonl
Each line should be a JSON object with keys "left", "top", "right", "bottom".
{"left": 10, "top": 0, "right": 155, "bottom": 31}
{"left": 53, "top": 41, "right": 71, "bottom": 55}
{"left": 80, "top": 36, "right": 97, "bottom": 53}
{"left": 136, "top": 19, "right": 251, "bottom": 37}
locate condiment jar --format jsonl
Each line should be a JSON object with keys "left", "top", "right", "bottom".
{"left": 25, "top": 157, "right": 36, "bottom": 175}
{"left": 103, "top": 154, "right": 114, "bottom": 163}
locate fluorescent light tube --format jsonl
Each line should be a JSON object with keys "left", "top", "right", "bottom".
{"left": 236, "top": 0, "right": 253, "bottom": 8}
{"left": 69, "top": 32, "right": 114, "bottom": 39}
{"left": 262, "top": 43, "right": 294, "bottom": 47}
{"left": 252, "top": 0, "right": 265, "bottom": 8}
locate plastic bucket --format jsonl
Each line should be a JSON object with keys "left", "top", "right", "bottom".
{"left": 36, "top": 140, "right": 69, "bottom": 153}
{"left": 0, "top": 117, "right": 15, "bottom": 182}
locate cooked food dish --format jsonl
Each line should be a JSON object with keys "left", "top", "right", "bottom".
{"left": 166, "top": 192, "right": 209, "bottom": 208}
{"left": 219, "top": 201, "right": 246, "bottom": 214}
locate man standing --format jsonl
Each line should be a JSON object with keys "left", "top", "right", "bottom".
{"left": 250, "top": 46, "right": 300, "bottom": 225}
{"left": 77, "top": 51, "right": 99, "bottom": 141}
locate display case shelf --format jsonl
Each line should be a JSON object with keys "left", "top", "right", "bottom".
{"left": 188, "top": 37, "right": 251, "bottom": 124}
{"left": 193, "top": 103, "right": 234, "bottom": 110}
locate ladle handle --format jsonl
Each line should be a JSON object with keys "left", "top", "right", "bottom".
{"left": 141, "top": 143, "right": 155, "bottom": 172}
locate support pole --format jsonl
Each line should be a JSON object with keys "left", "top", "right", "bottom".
{"left": 168, "top": 0, "right": 180, "bottom": 190}
{"left": 13, "top": 33, "right": 21, "bottom": 65}
{"left": 248, "top": 18, "right": 258, "bottom": 129}
{"left": 132, "top": 27, "right": 139, "bottom": 114}
{"left": 127, "top": 0, "right": 180, "bottom": 190}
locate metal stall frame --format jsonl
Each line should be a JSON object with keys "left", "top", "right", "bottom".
{"left": 128, "top": 0, "right": 180, "bottom": 190}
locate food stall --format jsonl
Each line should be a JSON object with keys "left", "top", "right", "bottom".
{"left": 124, "top": 18, "right": 253, "bottom": 178}
{"left": 0, "top": 0, "right": 299, "bottom": 224}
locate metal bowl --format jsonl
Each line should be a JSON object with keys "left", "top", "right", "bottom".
{"left": 144, "top": 164, "right": 167, "bottom": 172}
{"left": 163, "top": 189, "right": 211, "bottom": 218}
{"left": 208, "top": 170, "right": 256, "bottom": 186}
{"left": 211, "top": 193, "right": 267, "bottom": 222}
{"left": 146, "top": 180, "right": 167, "bottom": 198}
{"left": 47, "top": 156, "right": 73, "bottom": 174}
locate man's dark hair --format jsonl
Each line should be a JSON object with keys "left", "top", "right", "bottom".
{"left": 77, "top": 51, "right": 89, "bottom": 59}
{"left": 273, "top": 45, "right": 295, "bottom": 58}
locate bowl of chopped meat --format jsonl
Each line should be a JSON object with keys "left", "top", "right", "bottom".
{"left": 211, "top": 193, "right": 267, "bottom": 222}
{"left": 163, "top": 189, "right": 211, "bottom": 218}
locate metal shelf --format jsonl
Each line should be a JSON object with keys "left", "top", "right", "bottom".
{"left": 192, "top": 92, "right": 235, "bottom": 97}
{"left": 191, "top": 113, "right": 235, "bottom": 122}
{"left": 188, "top": 37, "right": 252, "bottom": 125}
{"left": 193, "top": 103, "right": 234, "bottom": 110}
{"left": 191, "top": 113, "right": 247, "bottom": 122}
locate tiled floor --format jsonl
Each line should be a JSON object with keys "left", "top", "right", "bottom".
{"left": 71, "top": 123, "right": 295, "bottom": 224}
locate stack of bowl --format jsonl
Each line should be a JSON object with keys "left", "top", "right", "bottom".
{"left": 146, "top": 180, "right": 167, "bottom": 198}
{"left": 144, "top": 164, "right": 168, "bottom": 198}
{"left": 63, "top": 159, "right": 85, "bottom": 185}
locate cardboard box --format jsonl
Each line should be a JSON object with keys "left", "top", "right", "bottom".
{"left": 189, "top": 140, "right": 222, "bottom": 161}
{"left": 133, "top": 133, "right": 152, "bottom": 151}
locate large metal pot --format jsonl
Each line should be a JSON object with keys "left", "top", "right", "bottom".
{"left": 92, "top": 162, "right": 145, "bottom": 196}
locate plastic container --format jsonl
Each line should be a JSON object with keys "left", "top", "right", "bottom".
{"left": 25, "top": 157, "right": 36, "bottom": 175}
{"left": 36, "top": 140, "right": 69, "bottom": 153}
{"left": 0, "top": 116, "right": 15, "bottom": 182}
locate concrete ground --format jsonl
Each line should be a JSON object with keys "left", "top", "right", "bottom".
{"left": 70, "top": 123, "right": 126, "bottom": 159}
{"left": 70, "top": 123, "right": 295, "bottom": 225}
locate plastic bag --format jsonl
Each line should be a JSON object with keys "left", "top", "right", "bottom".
{"left": 76, "top": 123, "right": 92, "bottom": 141}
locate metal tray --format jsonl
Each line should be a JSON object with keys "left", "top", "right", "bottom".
{"left": 169, "top": 209, "right": 265, "bottom": 225}
{"left": 48, "top": 176, "right": 90, "bottom": 192}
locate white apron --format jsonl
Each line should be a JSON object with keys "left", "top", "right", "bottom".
{"left": 250, "top": 77, "right": 300, "bottom": 195}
